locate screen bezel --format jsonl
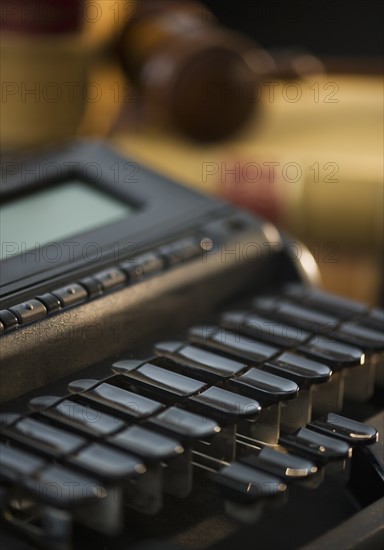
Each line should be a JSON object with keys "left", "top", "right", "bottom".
{"left": 0, "top": 179, "right": 139, "bottom": 261}
{"left": 0, "top": 142, "right": 223, "bottom": 301}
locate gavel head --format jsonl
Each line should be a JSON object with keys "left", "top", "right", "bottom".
{"left": 118, "top": 1, "right": 276, "bottom": 141}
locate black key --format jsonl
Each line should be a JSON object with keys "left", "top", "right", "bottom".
{"left": 78, "top": 276, "right": 103, "bottom": 297}
{"left": 113, "top": 361, "right": 206, "bottom": 399}
{"left": 259, "top": 353, "right": 330, "bottom": 433}
{"left": 158, "top": 236, "right": 201, "bottom": 266}
{"left": 147, "top": 406, "right": 221, "bottom": 441}
{"left": 188, "top": 386, "right": 261, "bottom": 423}
{"left": 221, "top": 312, "right": 310, "bottom": 348}
{"left": 188, "top": 326, "right": 279, "bottom": 363}
{"left": 52, "top": 283, "right": 87, "bottom": 307}
{"left": 282, "top": 284, "right": 308, "bottom": 301}
{"left": 30, "top": 396, "right": 125, "bottom": 436}
{"left": 36, "top": 292, "right": 61, "bottom": 312}
{"left": 227, "top": 368, "right": 298, "bottom": 404}
{"left": 120, "top": 252, "right": 164, "bottom": 282}
{"left": 298, "top": 338, "right": 364, "bottom": 369}
{"left": 0, "top": 442, "right": 45, "bottom": 481}
{"left": 108, "top": 425, "right": 184, "bottom": 462}
{"left": 24, "top": 465, "right": 106, "bottom": 508}
{"left": 334, "top": 321, "right": 384, "bottom": 350}
{"left": 284, "top": 285, "right": 369, "bottom": 319}
{"left": 263, "top": 353, "right": 331, "bottom": 388}
{"left": 154, "top": 341, "right": 246, "bottom": 381}
{"left": 111, "top": 360, "right": 144, "bottom": 372}
{"left": 306, "top": 289, "right": 369, "bottom": 318}
{"left": 2, "top": 417, "right": 85, "bottom": 457}
{"left": 250, "top": 297, "right": 278, "bottom": 313}
{"left": 229, "top": 370, "right": 297, "bottom": 446}
{"left": 93, "top": 268, "right": 126, "bottom": 290}
{"left": 0, "top": 310, "right": 18, "bottom": 331}
{"left": 369, "top": 308, "right": 384, "bottom": 323}
{"left": 240, "top": 446, "right": 318, "bottom": 480}
{"left": 309, "top": 413, "right": 378, "bottom": 446}
{"left": 253, "top": 299, "right": 339, "bottom": 334}
{"left": 0, "top": 413, "right": 22, "bottom": 427}
{"left": 280, "top": 427, "right": 351, "bottom": 464}
{"left": 361, "top": 308, "right": 384, "bottom": 331}
{"left": 9, "top": 299, "right": 47, "bottom": 324}
{"left": 213, "top": 462, "right": 287, "bottom": 503}
{"left": 68, "top": 379, "right": 164, "bottom": 419}
{"left": 68, "top": 443, "right": 146, "bottom": 479}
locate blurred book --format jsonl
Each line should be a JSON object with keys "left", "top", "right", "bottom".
{"left": 106, "top": 73, "right": 383, "bottom": 255}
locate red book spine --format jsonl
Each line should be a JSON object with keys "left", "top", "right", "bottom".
{"left": 0, "top": 0, "right": 83, "bottom": 33}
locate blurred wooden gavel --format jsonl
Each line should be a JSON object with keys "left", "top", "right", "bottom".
{"left": 117, "top": 0, "right": 324, "bottom": 141}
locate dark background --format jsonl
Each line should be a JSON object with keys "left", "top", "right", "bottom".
{"left": 203, "top": 0, "right": 383, "bottom": 57}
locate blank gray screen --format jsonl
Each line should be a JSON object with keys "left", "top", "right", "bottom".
{"left": 1, "top": 180, "right": 135, "bottom": 261}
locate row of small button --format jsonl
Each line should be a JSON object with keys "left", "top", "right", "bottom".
{"left": 0, "top": 235, "right": 203, "bottom": 334}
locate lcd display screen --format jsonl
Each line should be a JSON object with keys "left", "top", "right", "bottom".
{"left": 0, "top": 180, "right": 135, "bottom": 261}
